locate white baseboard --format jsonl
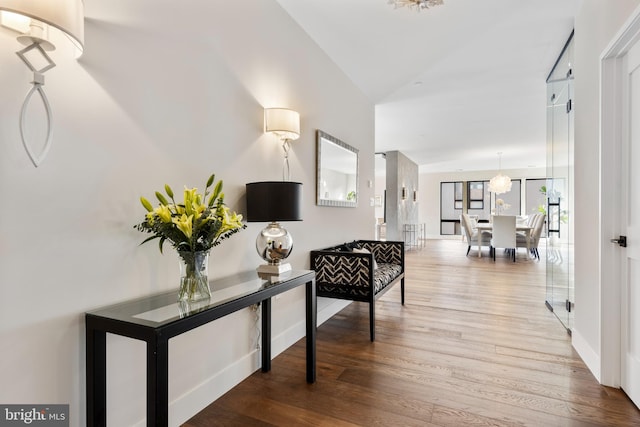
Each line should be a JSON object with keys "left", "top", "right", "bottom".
{"left": 159, "top": 298, "right": 350, "bottom": 426}
{"left": 169, "top": 350, "right": 260, "bottom": 426}
{"left": 428, "top": 234, "right": 463, "bottom": 240}
{"left": 572, "top": 328, "right": 601, "bottom": 382}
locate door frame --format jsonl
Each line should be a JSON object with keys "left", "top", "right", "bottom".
{"left": 600, "top": 6, "right": 640, "bottom": 387}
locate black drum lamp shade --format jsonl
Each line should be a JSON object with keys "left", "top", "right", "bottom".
{"left": 246, "top": 181, "right": 303, "bottom": 222}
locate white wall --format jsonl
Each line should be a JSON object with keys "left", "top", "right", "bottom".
{"left": 419, "top": 167, "right": 546, "bottom": 237}
{"left": 0, "top": 1, "right": 374, "bottom": 426}
{"left": 572, "top": 0, "right": 640, "bottom": 382}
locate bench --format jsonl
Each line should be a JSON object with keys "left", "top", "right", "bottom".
{"left": 310, "top": 240, "right": 405, "bottom": 341}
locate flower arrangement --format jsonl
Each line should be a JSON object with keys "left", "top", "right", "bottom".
{"left": 134, "top": 173, "right": 245, "bottom": 254}
{"left": 494, "top": 198, "right": 511, "bottom": 215}
{"left": 134, "top": 173, "right": 245, "bottom": 302}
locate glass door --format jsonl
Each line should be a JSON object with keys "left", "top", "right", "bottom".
{"left": 545, "top": 32, "right": 574, "bottom": 333}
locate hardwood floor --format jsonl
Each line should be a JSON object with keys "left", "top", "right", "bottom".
{"left": 185, "top": 239, "right": 640, "bottom": 426}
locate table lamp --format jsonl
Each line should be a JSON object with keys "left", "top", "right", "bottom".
{"left": 246, "top": 181, "right": 303, "bottom": 275}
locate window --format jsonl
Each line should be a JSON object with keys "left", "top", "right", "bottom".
{"left": 454, "top": 182, "right": 463, "bottom": 209}
{"left": 496, "top": 179, "right": 521, "bottom": 216}
{"left": 468, "top": 181, "right": 484, "bottom": 209}
{"left": 440, "top": 181, "right": 463, "bottom": 235}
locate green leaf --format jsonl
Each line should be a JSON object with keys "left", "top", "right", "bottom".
{"left": 164, "top": 184, "right": 174, "bottom": 199}
{"left": 139, "top": 235, "right": 160, "bottom": 246}
{"left": 156, "top": 191, "right": 169, "bottom": 206}
{"left": 140, "top": 197, "right": 154, "bottom": 212}
{"left": 159, "top": 237, "right": 166, "bottom": 253}
{"left": 208, "top": 180, "right": 223, "bottom": 207}
{"left": 176, "top": 242, "right": 191, "bottom": 251}
{"left": 206, "top": 174, "right": 215, "bottom": 190}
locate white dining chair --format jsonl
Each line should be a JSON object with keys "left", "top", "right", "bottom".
{"left": 517, "top": 213, "right": 546, "bottom": 260}
{"left": 531, "top": 214, "right": 546, "bottom": 259}
{"left": 490, "top": 215, "right": 516, "bottom": 262}
{"left": 462, "top": 213, "right": 491, "bottom": 256}
{"left": 460, "top": 214, "right": 479, "bottom": 242}
{"left": 516, "top": 213, "right": 538, "bottom": 242}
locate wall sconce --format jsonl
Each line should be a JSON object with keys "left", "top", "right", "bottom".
{"left": 264, "top": 108, "right": 300, "bottom": 181}
{"left": 413, "top": 189, "right": 418, "bottom": 202}
{"left": 0, "top": 1, "right": 84, "bottom": 167}
{"left": 401, "top": 186, "right": 407, "bottom": 200}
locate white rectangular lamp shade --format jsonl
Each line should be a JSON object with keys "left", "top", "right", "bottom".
{"left": 265, "top": 108, "right": 300, "bottom": 141}
{"left": 0, "top": 0, "right": 84, "bottom": 55}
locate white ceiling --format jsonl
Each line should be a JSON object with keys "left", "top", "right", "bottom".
{"left": 276, "top": 0, "right": 581, "bottom": 173}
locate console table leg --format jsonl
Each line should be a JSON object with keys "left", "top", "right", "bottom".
{"left": 261, "top": 298, "right": 272, "bottom": 372}
{"left": 147, "top": 337, "right": 169, "bottom": 427}
{"left": 86, "top": 324, "right": 106, "bottom": 427}
{"left": 306, "top": 279, "right": 317, "bottom": 383}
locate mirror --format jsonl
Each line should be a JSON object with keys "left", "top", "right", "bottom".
{"left": 316, "top": 130, "right": 359, "bottom": 207}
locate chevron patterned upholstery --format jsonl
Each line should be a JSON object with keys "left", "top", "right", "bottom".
{"left": 361, "top": 241, "right": 403, "bottom": 265}
{"left": 373, "top": 264, "right": 403, "bottom": 293}
{"left": 315, "top": 254, "right": 372, "bottom": 294}
{"left": 310, "top": 240, "right": 405, "bottom": 341}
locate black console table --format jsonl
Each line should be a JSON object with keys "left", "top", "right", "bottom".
{"left": 86, "top": 269, "right": 316, "bottom": 427}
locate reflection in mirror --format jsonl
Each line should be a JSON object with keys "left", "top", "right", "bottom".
{"left": 316, "top": 130, "right": 359, "bottom": 207}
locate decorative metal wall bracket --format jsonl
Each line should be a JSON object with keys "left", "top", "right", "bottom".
{"left": 282, "top": 139, "right": 291, "bottom": 181}
{"left": 16, "top": 42, "right": 55, "bottom": 167}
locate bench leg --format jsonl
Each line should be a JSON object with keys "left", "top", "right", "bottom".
{"left": 401, "top": 278, "right": 405, "bottom": 305}
{"left": 369, "top": 301, "right": 375, "bottom": 342}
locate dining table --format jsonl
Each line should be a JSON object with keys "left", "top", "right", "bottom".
{"left": 474, "top": 222, "right": 534, "bottom": 258}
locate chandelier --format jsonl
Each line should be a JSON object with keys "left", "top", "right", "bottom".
{"left": 488, "top": 152, "right": 512, "bottom": 195}
{"left": 388, "top": 0, "right": 444, "bottom": 11}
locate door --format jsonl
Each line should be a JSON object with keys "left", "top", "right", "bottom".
{"left": 620, "top": 38, "right": 640, "bottom": 408}
{"left": 545, "top": 32, "right": 574, "bottom": 333}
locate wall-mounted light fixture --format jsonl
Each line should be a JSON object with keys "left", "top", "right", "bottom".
{"left": 264, "top": 108, "right": 300, "bottom": 181}
{"left": 0, "top": 0, "right": 84, "bottom": 167}
{"left": 401, "top": 186, "right": 407, "bottom": 200}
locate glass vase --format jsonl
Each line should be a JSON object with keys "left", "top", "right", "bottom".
{"left": 178, "top": 250, "right": 211, "bottom": 302}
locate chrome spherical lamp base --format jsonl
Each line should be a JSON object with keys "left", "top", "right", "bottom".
{"left": 256, "top": 221, "right": 293, "bottom": 275}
